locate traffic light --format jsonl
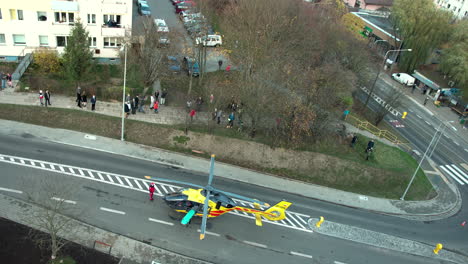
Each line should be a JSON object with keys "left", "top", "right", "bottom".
{"left": 402, "top": 112, "right": 408, "bottom": 119}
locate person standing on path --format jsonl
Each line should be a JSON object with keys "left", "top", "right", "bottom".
{"left": 138, "top": 95, "right": 146, "bottom": 113}
{"left": 189, "top": 109, "right": 196, "bottom": 122}
{"left": 124, "top": 101, "right": 130, "bottom": 118}
{"left": 150, "top": 95, "right": 155, "bottom": 110}
{"left": 209, "top": 94, "right": 214, "bottom": 104}
{"left": 218, "top": 59, "right": 223, "bottom": 70}
{"left": 126, "top": 93, "right": 131, "bottom": 102}
{"left": 160, "top": 89, "right": 167, "bottom": 105}
{"left": 39, "top": 90, "right": 44, "bottom": 106}
{"left": 44, "top": 90, "right": 51, "bottom": 107}
{"left": 216, "top": 109, "right": 222, "bottom": 125}
{"left": 81, "top": 91, "right": 88, "bottom": 108}
{"left": 135, "top": 95, "right": 140, "bottom": 113}
{"left": 149, "top": 183, "right": 156, "bottom": 201}
{"left": 424, "top": 96, "right": 429, "bottom": 106}
{"left": 350, "top": 134, "right": 358, "bottom": 148}
{"left": 155, "top": 90, "right": 160, "bottom": 102}
{"left": 91, "top": 95, "right": 96, "bottom": 111}
{"left": 76, "top": 87, "right": 82, "bottom": 108}
{"left": 153, "top": 100, "right": 159, "bottom": 113}
{"left": 131, "top": 97, "right": 137, "bottom": 115}
{"left": 227, "top": 112, "right": 235, "bottom": 128}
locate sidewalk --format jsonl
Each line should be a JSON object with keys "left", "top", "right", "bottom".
{"left": 379, "top": 73, "right": 468, "bottom": 144}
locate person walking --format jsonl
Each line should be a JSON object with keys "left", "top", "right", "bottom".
{"left": 76, "top": 86, "right": 82, "bottom": 108}
{"left": 126, "top": 93, "right": 131, "bottom": 102}
{"left": 212, "top": 108, "right": 218, "bottom": 121}
{"left": 149, "top": 183, "right": 156, "bottom": 201}
{"left": 218, "top": 59, "right": 223, "bottom": 70}
{"left": 209, "top": 94, "right": 214, "bottom": 104}
{"left": 155, "top": 90, "right": 160, "bottom": 102}
{"left": 91, "top": 95, "right": 96, "bottom": 111}
{"left": 216, "top": 109, "right": 222, "bottom": 125}
{"left": 350, "top": 135, "right": 358, "bottom": 148}
{"left": 81, "top": 91, "right": 88, "bottom": 108}
{"left": 411, "top": 84, "right": 416, "bottom": 94}
{"left": 6, "top": 73, "right": 12, "bottom": 88}
{"left": 138, "top": 95, "right": 146, "bottom": 113}
{"left": 131, "top": 98, "right": 137, "bottom": 114}
{"left": 44, "top": 90, "right": 51, "bottom": 107}
{"left": 424, "top": 96, "right": 429, "bottom": 106}
{"left": 195, "top": 96, "right": 203, "bottom": 111}
{"left": 227, "top": 112, "right": 235, "bottom": 128}
{"left": 124, "top": 101, "right": 130, "bottom": 118}
{"left": 160, "top": 89, "right": 167, "bottom": 105}
{"left": 153, "top": 100, "right": 159, "bottom": 113}
{"left": 134, "top": 95, "right": 140, "bottom": 112}
{"left": 39, "top": 90, "right": 44, "bottom": 106}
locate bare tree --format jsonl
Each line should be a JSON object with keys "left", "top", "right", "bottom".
{"left": 21, "top": 176, "right": 83, "bottom": 261}
{"left": 374, "top": 89, "right": 403, "bottom": 126}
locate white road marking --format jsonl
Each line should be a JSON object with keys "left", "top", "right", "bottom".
{"left": 440, "top": 166, "right": 465, "bottom": 185}
{"left": 133, "top": 179, "right": 143, "bottom": 190}
{"left": 20, "top": 159, "right": 25, "bottom": 164}
{"left": 106, "top": 174, "right": 114, "bottom": 183}
{"left": 51, "top": 197, "right": 76, "bottom": 204}
{"left": 69, "top": 167, "right": 75, "bottom": 174}
{"left": 290, "top": 251, "right": 313, "bottom": 259}
{"left": 465, "top": 149, "right": 468, "bottom": 153}
{"left": 159, "top": 184, "right": 168, "bottom": 193}
{"left": 446, "top": 165, "right": 468, "bottom": 184}
{"left": 451, "top": 126, "right": 457, "bottom": 131}
{"left": 242, "top": 240, "right": 267, "bottom": 248}
{"left": 40, "top": 162, "right": 45, "bottom": 168}
{"left": 283, "top": 215, "right": 297, "bottom": 228}
{"left": 444, "top": 134, "right": 449, "bottom": 138}
{"left": 50, "top": 164, "right": 55, "bottom": 170}
{"left": 84, "top": 134, "right": 97, "bottom": 140}
{"left": 115, "top": 176, "right": 124, "bottom": 185}
{"left": 124, "top": 177, "right": 134, "bottom": 188}
{"left": 424, "top": 121, "right": 431, "bottom": 126}
{"left": 334, "top": 261, "right": 347, "bottom": 264}
{"left": 30, "top": 160, "right": 35, "bottom": 166}
{"left": 0, "top": 156, "right": 3, "bottom": 160}
{"left": 78, "top": 169, "right": 85, "bottom": 176}
{"left": 148, "top": 218, "right": 174, "bottom": 226}
{"left": 416, "top": 114, "right": 422, "bottom": 118}
{"left": 97, "top": 172, "right": 105, "bottom": 181}
{"left": 87, "top": 171, "right": 95, "bottom": 178}
{"left": 298, "top": 215, "right": 308, "bottom": 225}
{"left": 0, "top": 187, "right": 23, "bottom": 194}
{"left": 197, "top": 229, "right": 221, "bottom": 237}
{"left": 452, "top": 165, "right": 468, "bottom": 180}
{"left": 409, "top": 109, "right": 414, "bottom": 112}
{"left": 100, "top": 207, "right": 126, "bottom": 215}
{"left": 287, "top": 214, "right": 306, "bottom": 229}
{"left": 59, "top": 166, "right": 65, "bottom": 172}
{"left": 454, "top": 141, "right": 460, "bottom": 146}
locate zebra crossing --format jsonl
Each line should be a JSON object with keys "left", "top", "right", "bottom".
{"left": 439, "top": 164, "right": 468, "bottom": 186}
{"left": 0, "top": 153, "right": 313, "bottom": 233}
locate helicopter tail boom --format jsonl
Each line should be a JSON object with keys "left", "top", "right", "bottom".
{"left": 261, "top": 201, "right": 292, "bottom": 221}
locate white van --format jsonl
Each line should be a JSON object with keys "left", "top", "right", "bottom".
{"left": 196, "top": 35, "right": 222, "bottom": 47}
{"left": 392, "top": 73, "right": 415, "bottom": 86}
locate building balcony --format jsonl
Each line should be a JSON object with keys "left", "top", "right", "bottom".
{"left": 51, "top": 0, "right": 79, "bottom": 12}
{"left": 101, "top": 25, "right": 126, "bottom": 37}
{"left": 102, "top": 1, "right": 128, "bottom": 14}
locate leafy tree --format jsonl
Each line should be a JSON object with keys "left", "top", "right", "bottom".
{"left": 33, "top": 48, "right": 61, "bottom": 73}
{"left": 440, "top": 20, "right": 468, "bottom": 90}
{"left": 392, "top": 0, "right": 453, "bottom": 72}
{"left": 62, "top": 20, "right": 93, "bottom": 88}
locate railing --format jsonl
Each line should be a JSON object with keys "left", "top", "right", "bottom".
{"left": 12, "top": 52, "right": 33, "bottom": 81}
{"left": 346, "top": 114, "right": 408, "bottom": 146}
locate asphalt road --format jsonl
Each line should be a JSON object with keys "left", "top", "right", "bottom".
{"left": 0, "top": 132, "right": 466, "bottom": 263}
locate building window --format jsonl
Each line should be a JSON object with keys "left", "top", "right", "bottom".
{"left": 37, "top": 11, "right": 47, "bottom": 21}
{"left": 0, "top": 34, "right": 5, "bottom": 44}
{"left": 88, "top": 37, "right": 97, "bottom": 47}
{"left": 103, "top": 14, "right": 121, "bottom": 26}
{"left": 103, "top": 37, "right": 122, "bottom": 47}
{"left": 447, "top": 4, "right": 451, "bottom": 8}
{"left": 39, "top": 35, "right": 48, "bottom": 46}
{"left": 13, "top": 34, "right": 26, "bottom": 45}
{"left": 87, "top": 14, "right": 96, "bottom": 24}
{"left": 0, "top": 8, "right": 2, "bottom": 20}
{"left": 54, "top": 12, "right": 75, "bottom": 23}
{"left": 17, "top": 10, "right": 23, "bottom": 20}
{"left": 56, "top": 36, "right": 67, "bottom": 47}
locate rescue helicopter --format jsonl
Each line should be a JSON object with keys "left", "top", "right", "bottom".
{"left": 145, "top": 154, "right": 292, "bottom": 240}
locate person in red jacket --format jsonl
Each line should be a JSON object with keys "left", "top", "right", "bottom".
{"left": 149, "top": 183, "right": 156, "bottom": 201}
{"left": 153, "top": 100, "right": 159, "bottom": 114}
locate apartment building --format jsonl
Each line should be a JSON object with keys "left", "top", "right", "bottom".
{"left": 435, "top": 0, "right": 468, "bottom": 19}
{"left": 0, "top": 0, "right": 133, "bottom": 63}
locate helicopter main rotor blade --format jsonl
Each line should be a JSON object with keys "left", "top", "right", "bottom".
{"left": 199, "top": 189, "right": 210, "bottom": 240}
{"left": 145, "top": 176, "right": 204, "bottom": 190}
{"left": 212, "top": 188, "right": 269, "bottom": 207}
{"left": 207, "top": 154, "right": 215, "bottom": 186}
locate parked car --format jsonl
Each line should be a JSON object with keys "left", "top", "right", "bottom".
{"left": 175, "top": 2, "right": 195, "bottom": 13}
{"left": 179, "top": 10, "right": 194, "bottom": 21}
{"left": 137, "top": 0, "right": 147, "bottom": 5}
{"left": 195, "top": 34, "right": 222, "bottom": 47}
{"left": 182, "top": 13, "right": 204, "bottom": 23}
{"left": 173, "top": 0, "right": 195, "bottom": 5}
{"left": 167, "top": 56, "right": 181, "bottom": 73}
{"left": 154, "top": 19, "right": 169, "bottom": 32}
{"left": 183, "top": 57, "right": 200, "bottom": 77}
{"left": 138, "top": 3, "right": 151, "bottom": 16}
{"left": 392, "top": 73, "right": 415, "bottom": 86}
{"left": 158, "top": 35, "right": 170, "bottom": 47}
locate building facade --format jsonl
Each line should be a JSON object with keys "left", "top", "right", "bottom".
{"left": 435, "top": 0, "right": 468, "bottom": 19}
{"left": 0, "top": 0, "right": 132, "bottom": 62}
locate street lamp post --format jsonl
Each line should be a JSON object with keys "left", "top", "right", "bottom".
{"left": 121, "top": 44, "right": 128, "bottom": 141}
{"left": 364, "top": 49, "right": 412, "bottom": 107}
{"left": 400, "top": 121, "right": 454, "bottom": 200}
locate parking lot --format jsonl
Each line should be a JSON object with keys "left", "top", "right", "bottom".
{"left": 132, "top": 0, "right": 230, "bottom": 73}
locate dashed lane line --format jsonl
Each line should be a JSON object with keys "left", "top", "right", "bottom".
{"left": 290, "top": 251, "right": 313, "bottom": 259}
{"left": 197, "top": 229, "right": 221, "bottom": 237}
{"left": 51, "top": 197, "right": 77, "bottom": 204}
{"left": 416, "top": 114, "right": 422, "bottom": 118}
{"left": 148, "top": 218, "right": 174, "bottom": 226}
{"left": 334, "top": 261, "right": 347, "bottom": 264}
{"left": 454, "top": 141, "right": 460, "bottom": 146}
{"left": 465, "top": 149, "right": 468, "bottom": 153}
{"left": 424, "top": 121, "right": 431, "bottom": 126}
{"left": 100, "top": 207, "right": 126, "bottom": 215}
{"left": 242, "top": 240, "right": 267, "bottom": 248}
{"left": 0, "top": 187, "right": 23, "bottom": 194}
